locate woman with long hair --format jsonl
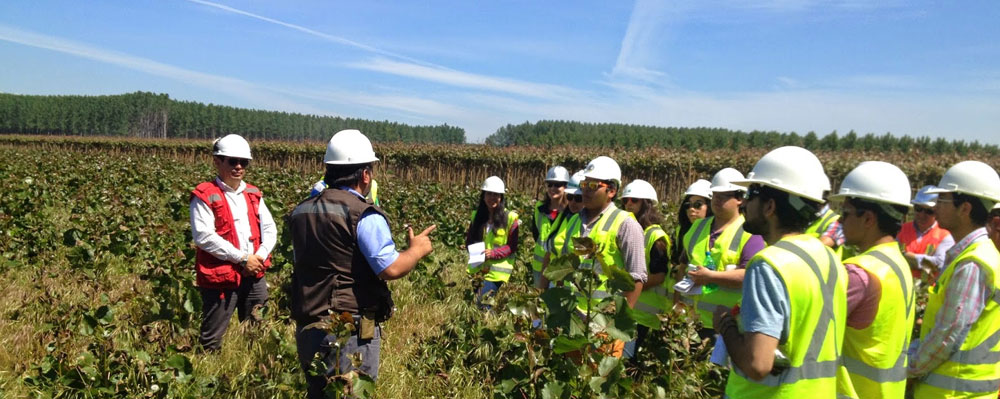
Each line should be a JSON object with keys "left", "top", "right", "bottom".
{"left": 620, "top": 179, "right": 670, "bottom": 360}
{"left": 466, "top": 176, "right": 520, "bottom": 308}
{"left": 538, "top": 170, "right": 586, "bottom": 289}
{"left": 669, "top": 179, "right": 713, "bottom": 311}
{"left": 530, "top": 166, "right": 569, "bottom": 288}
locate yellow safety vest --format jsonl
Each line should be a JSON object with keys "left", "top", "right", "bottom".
{"left": 546, "top": 210, "right": 575, "bottom": 258}
{"left": 726, "top": 234, "right": 847, "bottom": 399}
{"left": 467, "top": 210, "right": 519, "bottom": 283}
{"left": 682, "top": 215, "right": 753, "bottom": 328}
{"left": 636, "top": 224, "right": 672, "bottom": 316}
{"left": 561, "top": 206, "right": 633, "bottom": 312}
{"left": 532, "top": 200, "right": 560, "bottom": 272}
{"left": 915, "top": 238, "right": 1000, "bottom": 399}
{"left": 807, "top": 208, "right": 844, "bottom": 259}
{"left": 836, "top": 242, "right": 914, "bottom": 399}
{"left": 366, "top": 179, "right": 379, "bottom": 207}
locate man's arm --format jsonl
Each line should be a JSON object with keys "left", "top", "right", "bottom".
{"left": 617, "top": 218, "right": 648, "bottom": 308}
{"left": 909, "top": 261, "right": 987, "bottom": 377}
{"left": 378, "top": 225, "right": 436, "bottom": 281}
{"left": 914, "top": 234, "right": 955, "bottom": 273}
{"left": 715, "top": 259, "right": 789, "bottom": 381}
{"left": 189, "top": 197, "right": 243, "bottom": 263}
{"left": 244, "top": 198, "right": 278, "bottom": 274}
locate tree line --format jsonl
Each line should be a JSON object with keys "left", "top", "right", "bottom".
{"left": 0, "top": 92, "right": 465, "bottom": 143}
{"left": 485, "top": 120, "right": 999, "bottom": 155}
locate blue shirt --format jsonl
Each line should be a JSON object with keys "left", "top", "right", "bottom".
{"left": 740, "top": 258, "right": 791, "bottom": 344}
{"left": 339, "top": 186, "right": 399, "bottom": 276}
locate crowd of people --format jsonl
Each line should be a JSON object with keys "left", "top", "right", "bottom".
{"left": 189, "top": 129, "right": 1000, "bottom": 398}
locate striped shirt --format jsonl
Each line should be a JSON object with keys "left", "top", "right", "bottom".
{"left": 908, "top": 227, "right": 991, "bottom": 378}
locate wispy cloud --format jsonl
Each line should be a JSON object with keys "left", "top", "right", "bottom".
{"left": 345, "top": 58, "right": 584, "bottom": 101}
{"left": 611, "top": 0, "right": 678, "bottom": 84}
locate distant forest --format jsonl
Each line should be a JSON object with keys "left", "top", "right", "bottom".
{"left": 0, "top": 92, "right": 465, "bottom": 143}
{"left": 485, "top": 121, "right": 999, "bottom": 155}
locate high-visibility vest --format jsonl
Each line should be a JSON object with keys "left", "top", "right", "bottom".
{"left": 532, "top": 200, "right": 560, "bottom": 272}
{"left": 915, "top": 239, "right": 1000, "bottom": 399}
{"left": 546, "top": 210, "right": 575, "bottom": 258}
{"left": 836, "top": 242, "right": 914, "bottom": 399}
{"left": 366, "top": 179, "right": 379, "bottom": 207}
{"left": 807, "top": 208, "right": 844, "bottom": 258}
{"left": 191, "top": 181, "right": 270, "bottom": 290}
{"left": 467, "top": 210, "right": 519, "bottom": 283}
{"left": 898, "top": 221, "right": 950, "bottom": 256}
{"left": 682, "top": 215, "right": 752, "bottom": 328}
{"left": 726, "top": 234, "right": 847, "bottom": 399}
{"left": 636, "top": 224, "right": 672, "bottom": 316}
{"left": 561, "top": 207, "right": 633, "bottom": 312}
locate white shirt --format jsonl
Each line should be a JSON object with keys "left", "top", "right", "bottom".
{"left": 189, "top": 177, "right": 277, "bottom": 264}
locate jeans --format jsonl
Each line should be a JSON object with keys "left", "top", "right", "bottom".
{"left": 476, "top": 280, "right": 504, "bottom": 309}
{"left": 296, "top": 322, "right": 382, "bottom": 399}
{"left": 198, "top": 275, "right": 268, "bottom": 351}
{"left": 622, "top": 325, "right": 649, "bottom": 359}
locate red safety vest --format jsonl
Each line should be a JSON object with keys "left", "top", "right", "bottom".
{"left": 190, "top": 181, "right": 271, "bottom": 290}
{"left": 898, "top": 221, "right": 950, "bottom": 278}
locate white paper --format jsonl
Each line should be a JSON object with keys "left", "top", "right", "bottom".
{"left": 467, "top": 242, "right": 486, "bottom": 267}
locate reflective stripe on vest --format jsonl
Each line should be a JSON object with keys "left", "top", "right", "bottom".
{"left": 838, "top": 243, "right": 914, "bottom": 399}
{"left": 468, "top": 211, "right": 519, "bottom": 283}
{"left": 637, "top": 224, "right": 671, "bottom": 314}
{"left": 532, "top": 201, "right": 559, "bottom": 272}
{"left": 571, "top": 208, "right": 630, "bottom": 312}
{"left": 683, "top": 215, "right": 752, "bottom": 328}
{"left": 727, "top": 236, "right": 845, "bottom": 398}
{"left": 916, "top": 238, "right": 1000, "bottom": 398}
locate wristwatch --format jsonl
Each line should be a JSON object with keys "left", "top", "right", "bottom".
{"left": 240, "top": 254, "right": 248, "bottom": 269}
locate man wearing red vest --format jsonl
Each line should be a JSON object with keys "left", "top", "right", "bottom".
{"left": 898, "top": 185, "right": 954, "bottom": 280}
{"left": 189, "top": 134, "right": 276, "bottom": 351}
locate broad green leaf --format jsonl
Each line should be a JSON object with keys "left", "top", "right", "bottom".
{"left": 602, "top": 263, "right": 635, "bottom": 293}
{"left": 540, "top": 287, "right": 576, "bottom": 329}
{"left": 598, "top": 356, "right": 620, "bottom": 377}
{"left": 552, "top": 335, "right": 589, "bottom": 354}
{"left": 543, "top": 255, "right": 575, "bottom": 282}
{"left": 542, "top": 381, "right": 565, "bottom": 399}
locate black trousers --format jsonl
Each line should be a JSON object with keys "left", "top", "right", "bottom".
{"left": 198, "top": 275, "right": 268, "bottom": 351}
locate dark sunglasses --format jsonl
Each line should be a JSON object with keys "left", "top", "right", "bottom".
{"left": 547, "top": 182, "right": 567, "bottom": 188}
{"left": 914, "top": 206, "right": 934, "bottom": 215}
{"left": 623, "top": 197, "right": 642, "bottom": 205}
{"left": 743, "top": 185, "right": 763, "bottom": 201}
{"left": 567, "top": 194, "right": 583, "bottom": 203}
{"left": 219, "top": 156, "right": 250, "bottom": 168}
{"left": 683, "top": 200, "right": 706, "bottom": 209}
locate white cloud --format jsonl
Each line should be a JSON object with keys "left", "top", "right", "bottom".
{"left": 611, "top": 0, "right": 677, "bottom": 83}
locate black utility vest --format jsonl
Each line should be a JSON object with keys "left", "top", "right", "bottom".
{"left": 289, "top": 188, "right": 393, "bottom": 324}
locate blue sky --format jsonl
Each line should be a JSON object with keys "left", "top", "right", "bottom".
{"left": 1, "top": 1, "right": 998, "bottom": 144}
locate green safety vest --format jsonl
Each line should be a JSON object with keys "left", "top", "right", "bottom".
{"left": 836, "top": 242, "right": 914, "bottom": 399}
{"left": 532, "top": 200, "right": 561, "bottom": 272}
{"left": 726, "top": 234, "right": 847, "bottom": 399}
{"left": 636, "top": 224, "right": 672, "bottom": 316}
{"left": 682, "top": 215, "right": 753, "bottom": 328}
{"left": 467, "top": 210, "right": 519, "bottom": 283}
{"left": 560, "top": 206, "right": 633, "bottom": 312}
{"left": 545, "top": 210, "right": 575, "bottom": 258}
{"left": 806, "top": 208, "right": 843, "bottom": 259}
{"left": 366, "top": 179, "right": 379, "bottom": 207}
{"left": 915, "top": 238, "right": 1000, "bottom": 399}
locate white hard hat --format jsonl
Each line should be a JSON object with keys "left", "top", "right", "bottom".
{"left": 565, "top": 170, "right": 585, "bottom": 195}
{"left": 324, "top": 129, "right": 379, "bottom": 165}
{"left": 622, "top": 179, "right": 658, "bottom": 203}
{"left": 912, "top": 185, "right": 939, "bottom": 207}
{"left": 683, "top": 179, "right": 713, "bottom": 199}
{"left": 213, "top": 134, "right": 252, "bottom": 159}
{"left": 829, "top": 161, "right": 912, "bottom": 212}
{"left": 710, "top": 168, "right": 747, "bottom": 193}
{"left": 583, "top": 156, "right": 622, "bottom": 185}
{"left": 925, "top": 160, "right": 1000, "bottom": 204}
{"left": 482, "top": 176, "right": 506, "bottom": 194}
{"left": 545, "top": 166, "right": 571, "bottom": 183}
{"left": 731, "top": 146, "right": 828, "bottom": 203}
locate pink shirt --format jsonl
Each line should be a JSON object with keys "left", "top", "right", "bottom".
{"left": 844, "top": 263, "right": 881, "bottom": 329}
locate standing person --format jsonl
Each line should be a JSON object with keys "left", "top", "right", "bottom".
{"left": 466, "top": 176, "right": 520, "bottom": 307}
{"left": 898, "top": 185, "right": 954, "bottom": 280}
{"left": 670, "top": 179, "right": 713, "bottom": 310}
{"left": 531, "top": 166, "right": 570, "bottom": 288}
{"left": 713, "top": 146, "right": 847, "bottom": 398}
{"left": 828, "top": 162, "right": 914, "bottom": 399}
{"left": 909, "top": 161, "right": 1000, "bottom": 399}
{"left": 540, "top": 170, "right": 586, "bottom": 289}
{"left": 683, "top": 168, "right": 765, "bottom": 332}
{"left": 620, "top": 179, "right": 670, "bottom": 359}
{"left": 989, "top": 203, "right": 1000, "bottom": 250}
{"left": 289, "top": 129, "right": 436, "bottom": 398}
{"left": 560, "top": 157, "right": 647, "bottom": 309}
{"left": 807, "top": 177, "right": 848, "bottom": 257}
{"left": 310, "top": 176, "right": 380, "bottom": 206}
{"left": 189, "top": 134, "right": 277, "bottom": 352}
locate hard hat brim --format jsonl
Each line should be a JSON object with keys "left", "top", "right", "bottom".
{"left": 828, "top": 192, "right": 913, "bottom": 208}
{"left": 324, "top": 155, "right": 380, "bottom": 165}
{"left": 731, "top": 178, "right": 826, "bottom": 203}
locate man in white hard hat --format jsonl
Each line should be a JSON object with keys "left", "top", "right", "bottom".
{"left": 289, "top": 129, "right": 436, "bottom": 398}
{"left": 828, "top": 161, "right": 914, "bottom": 399}
{"left": 531, "top": 166, "right": 570, "bottom": 288}
{"left": 683, "top": 168, "right": 765, "bottom": 334}
{"left": 189, "top": 134, "right": 277, "bottom": 351}
{"left": 908, "top": 161, "right": 1000, "bottom": 398}
{"left": 712, "top": 146, "right": 846, "bottom": 398}
{"left": 898, "top": 185, "right": 954, "bottom": 281}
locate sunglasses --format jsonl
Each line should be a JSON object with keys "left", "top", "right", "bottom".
{"left": 623, "top": 197, "right": 642, "bottom": 205}
{"left": 914, "top": 206, "right": 934, "bottom": 215}
{"left": 546, "top": 182, "right": 567, "bottom": 189}
{"left": 567, "top": 194, "right": 583, "bottom": 203}
{"left": 743, "top": 185, "right": 763, "bottom": 201}
{"left": 683, "top": 200, "right": 706, "bottom": 209}
{"left": 580, "top": 180, "right": 609, "bottom": 191}
{"left": 219, "top": 156, "right": 250, "bottom": 168}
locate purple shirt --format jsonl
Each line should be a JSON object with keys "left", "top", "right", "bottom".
{"left": 707, "top": 228, "right": 766, "bottom": 269}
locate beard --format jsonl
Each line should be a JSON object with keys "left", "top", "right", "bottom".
{"left": 743, "top": 210, "right": 768, "bottom": 236}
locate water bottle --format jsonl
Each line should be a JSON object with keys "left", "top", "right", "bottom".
{"left": 703, "top": 251, "right": 719, "bottom": 294}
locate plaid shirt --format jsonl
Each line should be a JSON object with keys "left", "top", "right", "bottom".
{"left": 908, "top": 227, "right": 991, "bottom": 378}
